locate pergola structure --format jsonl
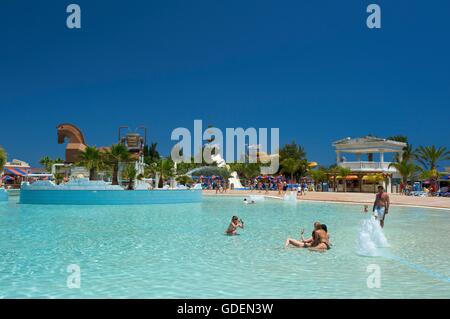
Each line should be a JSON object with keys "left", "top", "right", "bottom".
{"left": 331, "top": 136, "right": 406, "bottom": 193}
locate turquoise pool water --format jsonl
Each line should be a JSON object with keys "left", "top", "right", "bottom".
{"left": 0, "top": 196, "right": 449, "bottom": 298}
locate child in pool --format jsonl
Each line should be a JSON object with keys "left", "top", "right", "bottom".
{"left": 226, "top": 216, "right": 244, "bottom": 235}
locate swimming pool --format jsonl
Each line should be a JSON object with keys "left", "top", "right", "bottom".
{"left": 0, "top": 197, "right": 449, "bottom": 298}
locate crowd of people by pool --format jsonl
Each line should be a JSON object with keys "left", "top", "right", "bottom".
{"left": 193, "top": 175, "right": 319, "bottom": 195}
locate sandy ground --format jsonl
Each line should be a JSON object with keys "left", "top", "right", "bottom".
{"left": 203, "top": 190, "right": 450, "bottom": 210}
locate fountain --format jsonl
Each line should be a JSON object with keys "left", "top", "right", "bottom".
{"left": 185, "top": 143, "right": 244, "bottom": 189}
{"left": 356, "top": 216, "right": 389, "bottom": 256}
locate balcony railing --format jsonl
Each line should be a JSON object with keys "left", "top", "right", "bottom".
{"left": 338, "top": 161, "right": 396, "bottom": 171}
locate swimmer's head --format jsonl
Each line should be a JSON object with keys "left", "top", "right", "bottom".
{"left": 321, "top": 224, "right": 328, "bottom": 232}
{"left": 232, "top": 216, "right": 239, "bottom": 222}
{"left": 313, "top": 221, "right": 322, "bottom": 230}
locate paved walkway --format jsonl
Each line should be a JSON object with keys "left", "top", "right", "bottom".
{"left": 203, "top": 190, "right": 450, "bottom": 210}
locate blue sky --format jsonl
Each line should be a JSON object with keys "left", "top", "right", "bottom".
{"left": 1, "top": 0, "right": 449, "bottom": 167}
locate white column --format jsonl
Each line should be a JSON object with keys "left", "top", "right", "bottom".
{"left": 336, "top": 151, "right": 341, "bottom": 163}
{"left": 380, "top": 151, "right": 384, "bottom": 163}
{"left": 385, "top": 176, "right": 391, "bottom": 193}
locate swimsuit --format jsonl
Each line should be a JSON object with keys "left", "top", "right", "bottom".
{"left": 374, "top": 206, "right": 385, "bottom": 220}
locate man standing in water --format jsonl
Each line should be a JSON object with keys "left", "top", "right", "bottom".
{"left": 373, "top": 185, "right": 390, "bottom": 228}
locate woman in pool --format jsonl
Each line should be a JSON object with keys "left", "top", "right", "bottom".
{"left": 285, "top": 221, "right": 322, "bottom": 248}
{"left": 309, "top": 224, "right": 331, "bottom": 251}
{"left": 226, "top": 216, "right": 244, "bottom": 235}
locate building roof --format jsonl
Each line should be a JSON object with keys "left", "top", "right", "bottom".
{"left": 332, "top": 136, "right": 406, "bottom": 153}
{"left": 4, "top": 159, "right": 30, "bottom": 168}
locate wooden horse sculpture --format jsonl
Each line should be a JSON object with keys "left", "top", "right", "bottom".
{"left": 57, "top": 123, "right": 87, "bottom": 163}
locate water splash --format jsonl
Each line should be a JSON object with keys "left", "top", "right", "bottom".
{"left": 356, "top": 216, "right": 389, "bottom": 256}
{"left": 283, "top": 191, "right": 297, "bottom": 202}
{"left": 249, "top": 195, "right": 265, "bottom": 202}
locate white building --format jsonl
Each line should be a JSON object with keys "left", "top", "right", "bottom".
{"left": 332, "top": 136, "right": 407, "bottom": 193}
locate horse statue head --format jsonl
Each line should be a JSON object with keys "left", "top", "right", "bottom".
{"left": 57, "top": 123, "right": 87, "bottom": 163}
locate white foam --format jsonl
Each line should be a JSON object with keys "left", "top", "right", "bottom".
{"left": 249, "top": 195, "right": 265, "bottom": 202}
{"left": 283, "top": 191, "right": 297, "bottom": 202}
{"left": 356, "top": 216, "right": 389, "bottom": 256}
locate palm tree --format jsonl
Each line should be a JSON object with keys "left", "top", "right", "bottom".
{"left": 144, "top": 142, "right": 161, "bottom": 164}
{"left": 78, "top": 146, "right": 103, "bottom": 181}
{"left": 415, "top": 145, "right": 450, "bottom": 190}
{"left": 415, "top": 146, "right": 450, "bottom": 171}
{"left": 400, "top": 144, "right": 415, "bottom": 163}
{"left": 176, "top": 175, "right": 193, "bottom": 186}
{"left": 39, "top": 156, "right": 53, "bottom": 172}
{"left": 279, "top": 141, "right": 307, "bottom": 161}
{"left": 0, "top": 146, "right": 7, "bottom": 172}
{"left": 309, "top": 169, "right": 327, "bottom": 190}
{"left": 158, "top": 158, "right": 175, "bottom": 187}
{"left": 388, "top": 160, "right": 418, "bottom": 185}
{"left": 281, "top": 158, "right": 301, "bottom": 188}
{"left": 104, "top": 144, "right": 131, "bottom": 185}
{"left": 122, "top": 163, "right": 137, "bottom": 190}
{"left": 338, "top": 167, "right": 352, "bottom": 192}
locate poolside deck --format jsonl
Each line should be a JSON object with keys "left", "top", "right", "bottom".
{"left": 203, "top": 190, "right": 450, "bottom": 210}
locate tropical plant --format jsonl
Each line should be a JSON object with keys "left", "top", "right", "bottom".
{"left": 279, "top": 141, "right": 307, "bottom": 161}
{"left": 54, "top": 173, "right": 64, "bottom": 185}
{"left": 387, "top": 136, "right": 415, "bottom": 163}
{"left": 338, "top": 167, "right": 352, "bottom": 192}
{"left": 144, "top": 142, "right": 160, "bottom": 164}
{"left": 176, "top": 175, "right": 193, "bottom": 186}
{"left": 0, "top": 146, "right": 7, "bottom": 172}
{"left": 309, "top": 169, "right": 327, "bottom": 189}
{"left": 122, "top": 163, "right": 137, "bottom": 190}
{"left": 174, "top": 158, "right": 201, "bottom": 175}
{"left": 39, "top": 156, "right": 52, "bottom": 172}
{"left": 281, "top": 158, "right": 301, "bottom": 186}
{"left": 39, "top": 156, "right": 65, "bottom": 173}
{"left": 414, "top": 145, "right": 450, "bottom": 171}
{"left": 386, "top": 135, "right": 408, "bottom": 144}
{"left": 418, "top": 168, "right": 444, "bottom": 182}
{"left": 104, "top": 144, "right": 131, "bottom": 185}
{"left": 78, "top": 146, "right": 103, "bottom": 181}
{"left": 145, "top": 158, "right": 174, "bottom": 188}
{"left": 400, "top": 144, "right": 415, "bottom": 163}
{"left": 388, "top": 160, "right": 418, "bottom": 184}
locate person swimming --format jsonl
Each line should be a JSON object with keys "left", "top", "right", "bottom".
{"left": 243, "top": 198, "right": 256, "bottom": 204}
{"left": 226, "top": 216, "right": 244, "bottom": 235}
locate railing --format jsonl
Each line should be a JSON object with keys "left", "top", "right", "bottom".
{"left": 339, "top": 161, "right": 396, "bottom": 171}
